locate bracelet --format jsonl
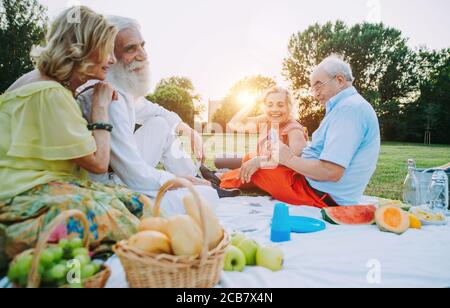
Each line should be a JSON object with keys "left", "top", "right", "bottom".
{"left": 87, "top": 123, "right": 113, "bottom": 132}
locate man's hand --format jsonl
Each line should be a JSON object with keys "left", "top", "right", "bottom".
{"left": 239, "top": 157, "right": 261, "bottom": 184}
{"left": 177, "top": 122, "right": 205, "bottom": 163}
{"left": 264, "top": 141, "right": 295, "bottom": 166}
{"left": 272, "top": 142, "right": 295, "bottom": 166}
{"left": 191, "top": 129, "right": 205, "bottom": 163}
{"left": 179, "top": 176, "right": 211, "bottom": 186}
{"left": 168, "top": 176, "right": 211, "bottom": 190}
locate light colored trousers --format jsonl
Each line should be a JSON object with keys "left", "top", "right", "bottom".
{"left": 116, "top": 116, "right": 219, "bottom": 216}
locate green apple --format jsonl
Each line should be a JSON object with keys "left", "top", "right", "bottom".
{"left": 231, "top": 232, "right": 247, "bottom": 246}
{"left": 256, "top": 246, "right": 284, "bottom": 271}
{"left": 16, "top": 255, "right": 33, "bottom": 280}
{"left": 237, "top": 239, "right": 260, "bottom": 266}
{"left": 7, "top": 263, "right": 19, "bottom": 282}
{"left": 223, "top": 245, "right": 246, "bottom": 272}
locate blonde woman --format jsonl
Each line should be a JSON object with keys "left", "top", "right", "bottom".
{"left": 0, "top": 6, "right": 147, "bottom": 266}
{"left": 214, "top": 87, "right": 308, "bottom": 190}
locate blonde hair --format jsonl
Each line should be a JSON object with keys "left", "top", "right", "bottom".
{"left": 32, "top": 6, "right": 117, "bottom": 83}
{"left": 260, "top": 86, "right": 299, "bottom": 121}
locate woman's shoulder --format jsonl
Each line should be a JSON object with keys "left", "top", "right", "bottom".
{"left": 7, "top": 81, "right": 66, "bottom": 96}
{"left": 3, "top": 71, "right": 68, "bottom": 98}
{"left": 281, "top": 120, "right": 305, "bottom": 134}
{"left": 2, "top": 80, "right": 72, "bottom": 105}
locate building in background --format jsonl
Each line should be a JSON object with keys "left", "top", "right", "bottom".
{"left": 208, "top": 99, "right": 223, "bottom": 123}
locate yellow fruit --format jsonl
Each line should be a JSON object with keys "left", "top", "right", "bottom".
{"left": 408, "top": 213, "right": 422, "bottom": 229}
{"left": 138, "top": 217, "right": 169, "bottom": 236}
{"left": 128, "top": 231, "right": 173, "bottom": 255}
{"left": 167, "top": 215, "right": 203, "bottom": 257}
{"left": 183, "top": 195, "right": 224, "bottom": 251}
{"left": 375, "top": 206, "right": 410, "bottom": 235}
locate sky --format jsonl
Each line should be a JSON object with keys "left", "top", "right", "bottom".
{"left": 38, "top": 0, "right": 450, "bottom": 108}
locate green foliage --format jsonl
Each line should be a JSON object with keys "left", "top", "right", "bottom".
{"left": 402, "top": 49, "right": 450, "bottom": 144}
{"left": 150, "top": 76, "right": 206, "bottom": 124}
{"left": 147, "top": 83, "right": 195, "bottom": 127}
{"left": 282, "top": 21, "right": 421, "bottom": 139}
{"left": 212, "top": 75, "right": 276, "bottom": 129}
{"left": 156, "top": 76, "right": 198, "bottom": 98}
{"left": 0, "top": 0, "right": 47, "bottom": 93}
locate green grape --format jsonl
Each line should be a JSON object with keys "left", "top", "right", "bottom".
{"left": 74, "top": 254, "right": 91, "bottom": 267}
{"left": 71, "top": 247, "right": 89, "bottom": 258}
{"left": 39, "top": 249, "right": 55, "bottom": 268}
{"left": 48, "top": 264, "right": 66, "bottom": 281}
{"left": 49, "top": 246, "right": 64, "bottom": 262}
{"left": 68, "top": 237, "right": 83, "bottom": 250}
{"left": 81, "top": 264, "right": 96, "bottom": 280}
{"left": 58, "top": 239, "right": 69, "bottom": 249}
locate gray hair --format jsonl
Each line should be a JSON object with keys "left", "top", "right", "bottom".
{"left": 316, "top": 55, "right": 354, "bottom": 82}
{"left": 106, "top": 15, "right": 140, "bottom": 32}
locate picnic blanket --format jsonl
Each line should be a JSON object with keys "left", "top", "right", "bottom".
{"left": 2, "top": 196, "right": 449, "bottom": 288}
{"left": 104, "top": 196, "right": 450, "bottom": 288}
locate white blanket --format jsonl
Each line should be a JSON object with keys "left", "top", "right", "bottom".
{"left": 105, "top": 196, "right": 450, "bottom": 288}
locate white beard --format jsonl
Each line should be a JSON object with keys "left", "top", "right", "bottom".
{"left": 107, "top": 60, "right": 151, "bottom": 98}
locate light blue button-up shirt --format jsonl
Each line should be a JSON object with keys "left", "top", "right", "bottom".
{"left": 302, "top": 87, "right": 380, "bottom": 205}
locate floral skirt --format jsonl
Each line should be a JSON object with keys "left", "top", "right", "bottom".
{"left": 0, "top": 179, "right": 150, "bottom": 269}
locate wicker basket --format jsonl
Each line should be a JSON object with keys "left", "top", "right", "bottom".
{"left": 11, "top": 210, "right": 111, "bottom": 288}
{"left": 114, "top": 178, "right": 231, "bottom": 288}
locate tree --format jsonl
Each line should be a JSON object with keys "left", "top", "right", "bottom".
{"left": 147, "top": 79, "right": 195, "bottom": 127}
{"left": 282, "top": 21, "right": 419, "bottom": 139}
{"left": 156, "top": 76, "right": 199, "bottom": 99}
{"left": 403, "top": 49, "right": 450, "bottom": 144}
{"left": 0, "top": 0, "right": 47, "bottom": 93}
{"left": 153, "top": 76, "right": 206, "bottom": 120}
{"left": 212, "top": 75, "right": 276, "bottom": 129}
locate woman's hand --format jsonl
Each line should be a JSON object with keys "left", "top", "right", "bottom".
{"left": 239, "top": 157, "right": 261, "bottom": 184}
{"left": 93, "top": 82, "right": 118, "bottom": 106}
{"left": 91, "top": 82, "right": 117, "bottom": 122}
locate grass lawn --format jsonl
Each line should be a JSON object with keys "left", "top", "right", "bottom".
{"left": 179, "top": 134, "right": 450, "bottom": 200}
{"left": 364, "top": 142, "right": 450, "bottom": 200}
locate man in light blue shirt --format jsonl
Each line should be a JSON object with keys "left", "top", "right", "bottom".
{"left": 278, "top": 55, "right": 381, "bottom": 205}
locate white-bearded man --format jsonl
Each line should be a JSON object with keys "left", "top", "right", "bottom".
{"left": 77, "top": 16, "right": 238, "bottom": 215}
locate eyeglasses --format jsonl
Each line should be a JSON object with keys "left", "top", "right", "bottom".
{"left": 310, "top": 76, "right": 336, "bottom": 95}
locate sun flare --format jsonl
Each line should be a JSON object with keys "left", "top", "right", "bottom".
{"left": 237, "top": 92, "right": 258, "bottom": 106}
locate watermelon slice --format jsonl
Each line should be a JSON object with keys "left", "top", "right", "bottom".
{"left": 321, "top": 205, "right": 377, "bottom": 225}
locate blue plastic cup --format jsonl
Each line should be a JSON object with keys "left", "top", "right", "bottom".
{"left": 271, "top": 203, "right": 291, "bottom": 242}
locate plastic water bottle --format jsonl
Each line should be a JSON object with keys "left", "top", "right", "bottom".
{"left": 427, "top": 170, "right": 449, "bottom": 215}
{"left": 402, "top": 159, "right": 421, "bottom": 206}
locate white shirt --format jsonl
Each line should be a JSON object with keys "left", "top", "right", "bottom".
{"left": 77, "top": 86, "right": 183, "bottom": 196}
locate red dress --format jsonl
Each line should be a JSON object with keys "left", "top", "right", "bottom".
{"left": 220, "top": 120, "right": 335, "bottom": 208}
